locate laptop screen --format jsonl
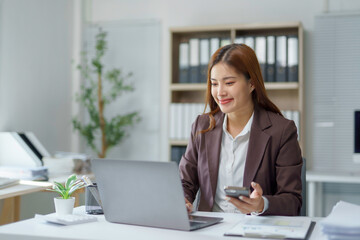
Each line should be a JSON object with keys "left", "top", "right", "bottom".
{"left": 355, "top": 111, "right": 360, "bottom": 153}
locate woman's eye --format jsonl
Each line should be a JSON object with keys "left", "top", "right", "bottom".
{"left": 226, "top": 82, "right": 234, "bottom": 85}
{"left": 211, "top": 83, "right": 218, "bottom": 86}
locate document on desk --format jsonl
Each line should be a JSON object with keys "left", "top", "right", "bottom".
{"left": 224, "top": 215, "right": 312, "bottom": 239}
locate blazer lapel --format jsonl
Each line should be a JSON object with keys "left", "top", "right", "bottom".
{"left": 205, "top": 112, "right": 224, "bottom": 201}
{"left": 243, "top": 107, "right": 272, "bottom": 188}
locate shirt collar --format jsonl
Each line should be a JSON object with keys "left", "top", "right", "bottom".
{"left": 223, "top": 111, "right": 254, "bottom": 139}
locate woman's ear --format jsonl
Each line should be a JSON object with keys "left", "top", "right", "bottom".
{"left": 249, "top": 80, "right": 255, "bottom": 92}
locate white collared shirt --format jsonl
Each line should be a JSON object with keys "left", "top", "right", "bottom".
{"left": 212, "top": 112, "right": 269, "bottom": 214}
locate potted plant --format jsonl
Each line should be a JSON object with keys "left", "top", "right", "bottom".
{"left": 48, "top": 174, "right": 85, "bottom": 215}
{"left": 73, "top": 29, "right": 140, "bottom": 158}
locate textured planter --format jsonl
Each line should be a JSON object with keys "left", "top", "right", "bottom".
{"left": 54, "top": 197, "right": 75, "bottom": 215}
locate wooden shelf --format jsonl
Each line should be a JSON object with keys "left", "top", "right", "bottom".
{"left": 265, "top": 82, "right": 299, "bottom": 90}
{"left": 170, "top": 82, "right": 299, "bottom": 92}
{"left": 170, "top": 83, "right": 207, "bottom": 91}
{"left": 169, "top": 21, "right": 304, "bottom": 155}
{"left": 170, "top": 140, "right": 188, "bottom": 146}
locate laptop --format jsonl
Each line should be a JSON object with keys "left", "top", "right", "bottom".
{"left": 91, "top": 159, "right": 223, "bottom": 231}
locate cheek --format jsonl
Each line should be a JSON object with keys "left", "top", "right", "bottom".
{"left": 235, "top": 86, "right": 252, "bottom": 101}
{"left": 211, "top": 87, "right": 217, "bottom": 99}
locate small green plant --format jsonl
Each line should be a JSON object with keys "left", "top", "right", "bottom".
{"left": 73, "top": 28, "right": 140, "bottom": 158}
{"left": 48, "top": 174, "right": 85, "bottom": 199}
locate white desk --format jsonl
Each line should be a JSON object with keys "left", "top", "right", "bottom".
{"left": 0, "top": 180, "right": 52, "bottom": 225}
{"left": 0, "top": 173, "right": 92, "bottom": 225}
{"left": 306, "top": 170, "right": 360, "bottom": 217}
{"left": 0, "top": 206, "right": 324, "bottom": 240}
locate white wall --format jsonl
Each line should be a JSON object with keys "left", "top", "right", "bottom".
{"left": 0, "top": 0, "right": 74, "bottom": 154}
{"left": 0, "top": 0, "right": 78, "bottom": 220}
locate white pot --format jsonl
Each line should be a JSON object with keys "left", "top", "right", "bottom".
{"left": 54, "top": 197, "right": 75, "bottom": 216}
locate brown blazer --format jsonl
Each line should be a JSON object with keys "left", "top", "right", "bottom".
{"left": 179, "top": 106, "right": 303, "bottom": 216}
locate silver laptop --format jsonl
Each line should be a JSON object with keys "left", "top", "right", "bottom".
{"left": 91, "top": 159, "right": 223, "bottom": 231}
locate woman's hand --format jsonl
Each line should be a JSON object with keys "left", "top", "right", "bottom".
{"left": 226, "top": 182, "right": 265, "bottom": 214}
{"left": 185, "top": 198, "right": 193, "bottom": 213}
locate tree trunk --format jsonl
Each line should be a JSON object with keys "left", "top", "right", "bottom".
{"left": 97, "top": 72, "right": 107, "bottom": 158}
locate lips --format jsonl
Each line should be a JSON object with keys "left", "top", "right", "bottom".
{"left": 219, "top": 98, "right": 233, "bottom": 105}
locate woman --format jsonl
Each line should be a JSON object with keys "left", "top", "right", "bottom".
{"left": 179, "top": 43, "right": 302, "bottom": 216}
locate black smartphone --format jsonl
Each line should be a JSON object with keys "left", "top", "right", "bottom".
{"left": 224, "top": 186, "right": 250, "bottom": 198}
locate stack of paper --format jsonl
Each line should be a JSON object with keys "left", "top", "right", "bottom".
{"left": 225, "top": 215, "right": 312, "bottom": 239}
{"left": 321, "top": 201, "right": 360, "bottom": 240}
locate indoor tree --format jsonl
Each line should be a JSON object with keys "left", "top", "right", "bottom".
{"left": 73, "top": 29, "right": 140, "bottom": 158}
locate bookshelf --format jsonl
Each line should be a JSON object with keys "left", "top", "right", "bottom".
{"left": 169, "top": 22, "right": 304, "bottom": 162}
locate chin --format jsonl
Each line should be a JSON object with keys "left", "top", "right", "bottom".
{"left": 219, "top": 106, "right": 234, "bottom": 114}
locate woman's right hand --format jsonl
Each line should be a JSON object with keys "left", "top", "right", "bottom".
{"left": 185, "top": 198, "right": 193, "bottom": 213}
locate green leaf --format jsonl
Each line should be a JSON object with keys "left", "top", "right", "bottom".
{"left": 65, "top": 174, "right": 77, "bottom": 189}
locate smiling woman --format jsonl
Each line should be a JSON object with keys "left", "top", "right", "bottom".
{"left": 179, "top": 43, "right": 303, "bottom": 216}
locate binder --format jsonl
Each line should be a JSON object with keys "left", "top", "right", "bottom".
{"left": 171, "top": 146, "right": 187, "bottom": 165}
{"left": 283, "top": 110, "right": 292, "bottom": 120}
{"left": 287, "top": 36, "right": 299, "bottom": 82}
{"left": 183, "top": 103, "right": 191, "bottom": 139}
{"left": 200, "top": 39, "right": 210, "bottom": 83}
{"left": 178, "top": 103, "right": 185, "bottom": 139}
{"left": 293, "top": 111, "right": 300, "bottom": 140}
{"left": 276, "top": 35, "right": 287, "bottom": 82}
{"left": 244, "top": 36, "right": 255, "bottom": 50}
{"left": 220, "top": 37, "right": 231, "bottom": 47}
{"left": 210, "top": 37, "right": 220, "bottom": 56}
{"left": 173, "top": 103, "right": 181, "bottom": 140}
{"left": 179, "top": 42, "right": 190, "bottom": 83}
{"left": 189, "top": 38, "right": 200, "bottom": 83}
{"left": 171, "top": 146, "right": 179, "bottom": 164}
{"left": 266, "top": 36, "right": 276, "bottom": 82}
{"left": 255, "top": 37, "right": 266, "bottom": 81}
{"left": 220, "top": 38, "right": 231, "bottom": 47}
{"left": 170, "top": 104, "right": 176, "bottom": 139}
{"left": 234, "top": 37, "right": 245, "bottom": 44}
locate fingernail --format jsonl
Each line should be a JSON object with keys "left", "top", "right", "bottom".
{"left": 252, "top": 182, "right": 256, "bottom": 187}
{"left": 239, "top": 196, "right": 243, "bottom": 200}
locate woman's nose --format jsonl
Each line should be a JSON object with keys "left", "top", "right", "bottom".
{"left": 217, "top": 84, "right": 226, "bottom": 96}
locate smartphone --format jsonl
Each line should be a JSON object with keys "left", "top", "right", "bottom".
{"left": 224, "top": 186, "right": 250, "bottom": 198}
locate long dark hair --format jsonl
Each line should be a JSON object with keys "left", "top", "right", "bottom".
{"left": 200, "top": 43, "right": 282, "bottom": 134}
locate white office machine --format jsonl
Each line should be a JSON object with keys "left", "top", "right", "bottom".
{"left": 0, "top": 132, "right": 50, "bottom": 167}
{"left": 0, "top": 132, "right": 50, "bottom": 180}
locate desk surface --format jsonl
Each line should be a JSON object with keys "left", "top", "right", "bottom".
{"left": 0, "top": 180, "right": 52, "bottom": 200}
{"left": 0, "top": 173, "right": 93, "bottom": 200}
{"left": 0, "top": 206, "right": 325, "bottom": 240}
{"left": 306, "top": 170, "right": 360, "bottom": 183}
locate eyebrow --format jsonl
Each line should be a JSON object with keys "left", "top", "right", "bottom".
{"left": 210, "top": 76, "right": 237, "bottom": 81}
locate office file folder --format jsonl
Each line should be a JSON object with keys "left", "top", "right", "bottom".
{"left": 244, "top": 36, "right": 255, "bottom": 50}
{"left": 266, "top": 36, "right": 276, "bottom": 82}
{"left": 276, "top": 35, "right": 287, "bottom": 82}
{"left": 234, "top": 37, "right": 245, "bottom": 44}
{"left": 210, "top": 37, "right": 220, "bottom": 56}
{"left": 200, "top": 38, "right": 210, "bottom": 83}
{"left": 287, "top": 36, "right": 299, "bottom": 82}
{"left": 189, "top": 38, "right": 200, "bottom": 83}
{"left": 220, "top": 37, "right": 231, "bottom": 47}
{"left": 179, "top": 42, "right": 189, "bottom": 83}
{"left": 255, "top": 36, "right": 266, "bottom": 81}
